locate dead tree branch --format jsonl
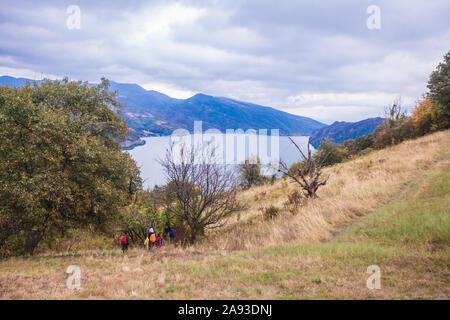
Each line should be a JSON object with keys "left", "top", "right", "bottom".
{"left": 278, "top": 137, "right": 329, "bottom": 199}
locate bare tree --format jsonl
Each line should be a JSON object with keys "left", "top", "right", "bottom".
{"left": 159, "top": 143, "right": 243, "bottom": 242}
{"left": 382, "top": 96, "right": 408, "bottom": 129}
{"left": 278, "top": 137, "right": 329, "bottom": 199}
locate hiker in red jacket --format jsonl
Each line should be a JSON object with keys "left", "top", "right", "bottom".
{"left": 155, "top": 234, "right": 163, "bottom": 248}
{"left": 120, "top": 233, "right": 129, "bottom": 253}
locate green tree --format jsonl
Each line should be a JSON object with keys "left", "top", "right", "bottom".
{"left": 121, "top": 188, "right": 185, "bottom": 245}
{"left": 121, "top": 192, "right": 160, "bottom": 245}
{"left": 239, "top": 156, "right": 267, "bottom": 189}
{"left": 0, "top": 78, "right": 141, "bottom": 256}
{"left": 430, "top": 101, "right": 449, "bottom": 130}
{"left": 427, "top": 51, "right": 450, "bottom": 131}
{"left": 314, "top": 140, "right": 347, "bottom": 166}
{"left": 354, "top": 134, "right": 374, "bottom": 151}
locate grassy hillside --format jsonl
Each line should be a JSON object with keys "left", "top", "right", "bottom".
{"left": 0, "top": 130, "right": 448, "bottom": 299}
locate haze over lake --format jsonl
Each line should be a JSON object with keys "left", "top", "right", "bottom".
{"left": 127, "top": 135, "right": 312, "bottom": 189}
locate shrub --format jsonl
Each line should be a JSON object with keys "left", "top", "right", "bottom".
{"left": 239, "top": 157, "right": 266, "bottom": 189}
{"left": 411, "top": 95, "right": 433, "bottom": 136}
{"left": 289, "top": 140, "right": 345, "bottom": 170}
{"left": 286, "top": 190, "right": 305, "bottom": 207}
{"left": 283, "top": 190, "right": 305, "bottom": 215}
{"left": 399, "top": 119, "right": 416, "bottom": 140}
{"left": 288, "top": 160, "right": 307, "bottom": 176}
{"left": 354, "top": 134, "right": 374, "bottom": 151}
{"left": 343, "top": 139, "right": 355, "bottom": 151}
{"left": 315, "top": 140, "right": 347, "bottom": 166}
{"left": 374, "top": 127, "right": 397, "bottom": 148}
{"left": 359, "top": 147, "right": 374, "bottom": 156}
{"left": 348, "top": 149, "right": 358, "bottom": 157}
{"left": 260, "top": 205, "right": 280, "bottom": 220}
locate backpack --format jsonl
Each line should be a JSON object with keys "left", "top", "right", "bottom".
{"left": 121, "top": 235, "right": 127, "bottom": 244}
{"left": 150, "top": 233, "right": 156, "bottom": 243}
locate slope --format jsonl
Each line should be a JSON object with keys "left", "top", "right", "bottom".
{"left": 0, "top": 130, "right": 448, "bottom": 299}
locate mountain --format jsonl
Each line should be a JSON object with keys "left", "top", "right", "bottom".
{"left": 106, "top": 81, "right": 326, "bottom": 137}
{"left": 0, "top": 76, "right": 326, "bottom": 148}
{"left": 0, "top": 75, "right": 43, "bottom": 87}
{"left": 310, "top": 117, "right": 385, "bottom": 148}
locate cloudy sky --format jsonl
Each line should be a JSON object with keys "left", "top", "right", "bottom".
{"left": 0, "top": 0, "right": 449, "bottom": 123}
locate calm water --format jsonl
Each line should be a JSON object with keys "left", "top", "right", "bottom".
{"left": 127, "top": 135, "right": 312, "bottom": 189}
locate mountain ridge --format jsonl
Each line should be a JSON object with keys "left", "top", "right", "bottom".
{"left": 310, "top": 117, "right": 385, "bottom": 148}
{"left": 0, "top": 76, "right": 326, "bottom": 149}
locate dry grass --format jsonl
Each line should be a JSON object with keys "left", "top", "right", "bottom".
{"left": 207, "top": 130, "right": 448, "bottom": 250}
{"left": 0, "top": 130, "right": 449, "bottom": 299}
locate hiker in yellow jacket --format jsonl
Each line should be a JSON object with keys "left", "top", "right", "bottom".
{"left": 144, "top": 236, "right": 149, "bottom": 250}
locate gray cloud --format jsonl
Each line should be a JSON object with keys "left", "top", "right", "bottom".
{"left": 0, "top": 0, "right": 449, "bottom": 123}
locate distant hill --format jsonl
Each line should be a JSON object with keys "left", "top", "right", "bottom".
{"left": 310, "top": 117, "right": 385, "bottom": 148}
{"left": 0, "top": 76, "right": 326, "bottom": 149}
{"left": 107, "top": 81, "right": 326, "bottom": 137}
{"left": 0, "top": 75, "right": 43, "bottom": 87}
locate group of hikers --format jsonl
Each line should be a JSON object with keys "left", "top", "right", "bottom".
{"left": 120, "top": 227, "right": 175, "bottom": 253}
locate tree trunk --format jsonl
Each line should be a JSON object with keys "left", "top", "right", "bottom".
{"left": 25, "top": 230, "right": 45, "bottom": 255}
{"left": 188, "top": 224, "right": 204, "bottom": 244}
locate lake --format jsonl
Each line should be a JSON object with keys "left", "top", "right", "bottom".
{"left": 127, "top": 135, "right": 312, "bottom": 189}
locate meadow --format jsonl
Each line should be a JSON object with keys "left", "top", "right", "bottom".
{"left": 0, "top": 130, "right": 449, "bottom": 299}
